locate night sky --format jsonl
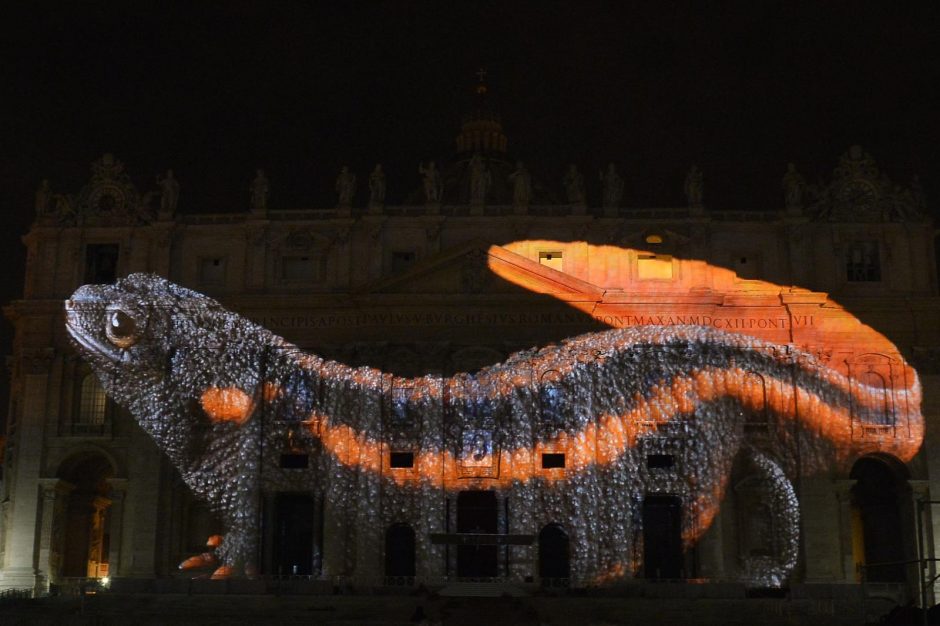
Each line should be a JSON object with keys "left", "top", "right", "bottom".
{"left": 1, "top": 2, "right": 939, "bottom": 399}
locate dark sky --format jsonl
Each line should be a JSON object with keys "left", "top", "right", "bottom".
{"left": 1, "top": 1, "right": 939, "bottom": 374}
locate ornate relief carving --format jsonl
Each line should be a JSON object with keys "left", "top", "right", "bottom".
{"left": 810, "top": 145, "right": 924, "bottom": 223}
{"left": 75, "top": 154, "right": 145, "bottom": 226}
{"left": 460, "top": 249, "right": 489, "bottom": 293}
{"left": 21, "top": 348, "right": 54, "bottom": 375}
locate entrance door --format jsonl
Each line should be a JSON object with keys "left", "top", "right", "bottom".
{"left": 851, "top": 457, "right": 908, "bottom": 582}
{"left": 538, "top": 524, "right": 570, "bottom": 581}
{"left": 58, "top": 453, "right": 113, "bottom": 579}
{"left": 457, "top": 490, "right": 498, "bottom": 577}
{"left": 385, "top": 524, "right": 416, "bottom": 578}
{"left": 643, "top": 495, "right": 683, "bottom": 579}
{"left": 273, "top": 493, "right": 315, "bottom": 576}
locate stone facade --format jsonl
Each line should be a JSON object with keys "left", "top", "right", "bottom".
{"left": 1, "top": 140, "right": 938, "bottom": 600}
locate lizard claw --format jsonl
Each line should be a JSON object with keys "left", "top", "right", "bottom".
{"left": 210, "top": 565, "right": 234, "bottom": 580}
{"left": 178, "top": 535, "right": 223, "bottom": 572}
{"left": 179, "top": 552, "right": 217, "bottom": 571}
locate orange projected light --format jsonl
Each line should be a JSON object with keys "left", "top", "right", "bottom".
{"left": 67, "top": 257, "right": 924, "bottom": 585}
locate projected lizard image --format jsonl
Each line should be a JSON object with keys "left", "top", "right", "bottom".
{"left": 64, "top": 246, "right": 923, "bottom": 587}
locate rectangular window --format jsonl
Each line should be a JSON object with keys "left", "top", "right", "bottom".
{"left": 84, "top": 244, "right": 119, "bottom": 284}
{"left": 390, "top": 451, "right": 415, "bottom": 469}
{"left": 733, "top": 254, "right": 761, "bottom": 280}
{"left": 637, "top": 254, "right": 673, "bottom": 280}
{"left": 647, "top": 453, "right": 675, "bottom": 470}
{"left": 199, "top": 257, "right": 225, "bottom": 284}
{"left": 391, "top": 250, "right": 416, "bottom": 274}
{"left": 281, "top": 255, "right": 315, "bottom": 281}
{"left": 541, "top": 453, "right": 566, "bottom": 469}
{"left": 846, "top": 242, "right": 881, "bottom": 282}
{"left": 539, "top": 251, "right": 563, "bottom": 271}
{"left": 280, "top": 453, "right": 309, "bottom": 469}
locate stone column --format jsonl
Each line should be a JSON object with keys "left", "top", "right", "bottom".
{"left": 696, "top": 507, "right": 726, "bottom": 580}
{"left": 35, "top": 479, "right": 73, "bottom": 592}
{"left": 1, "top": 351, "right": 53, "bottom": 593}
{"left": 244, "top": 225, "right": 268, "bottom": 291}
{"left": 150, "top": 226, "right": 174, "bottom": 278}
{"left": 908, "top": 479, "right": 932, "bottom": 603}
{"left": 106, "top": 479, "right": 127, "bottom": 577}
{"left": 121, "top": 433, "right": 163, "bottom": 577}
{"left": 321, "top": 481, "right": 349, "bottom": 577}
{"left": 800, "top": 476, "right": 843, "bottom": 582}
{"left": 834, "top": 479, "right": 858, "bottom": 582}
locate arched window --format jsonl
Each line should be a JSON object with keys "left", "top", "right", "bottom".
{"left": 858, "top": 370, "right": 891, "bottom": 426}
{"left": 743, "top": 372, "right": 769, "bottom": 433}
{"left": 734, "top": 475, "right": 777, "bottom": 560}
{"left": 385, "top": 523, "right": 416, "bottom": 579}
{"left": 539, "top": 369, "right": 564, "bottom": 428}
{"left": 79, "top": 374, "right": 107, "bottom": 426}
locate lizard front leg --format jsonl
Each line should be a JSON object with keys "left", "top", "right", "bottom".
{"left": 738, "top": 449, "right": 800, "bottom": 587}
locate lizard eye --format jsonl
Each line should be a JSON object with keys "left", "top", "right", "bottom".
{"left": 105, "top": 309, "right": 139, "bottom": 348}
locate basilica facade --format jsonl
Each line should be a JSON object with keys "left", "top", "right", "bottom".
{"left": 1, "top": 100, "right": 939, "bottom": 600}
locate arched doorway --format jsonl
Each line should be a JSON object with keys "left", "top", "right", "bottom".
{"left": 850, "top": 455, "right": 911, "bottom": 583}
{"left": 385, "top": 523, "right": 416, "bottom": 578}
{"left": 57, "top": 452, "right": 114, "bottom": 578}
{"left": 538, "top": 524, "right": 569, "bottom": 582}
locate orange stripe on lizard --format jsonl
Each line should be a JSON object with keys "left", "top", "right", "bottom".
{"left": 200, "top": 387, "right": 254, "bottom": 424}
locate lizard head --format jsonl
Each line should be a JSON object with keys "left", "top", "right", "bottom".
{"left": 65, "top": 273, "right": 190, "bottom": 386}
{"left": 65, "top": 273, "right": 273, "bottom": 441}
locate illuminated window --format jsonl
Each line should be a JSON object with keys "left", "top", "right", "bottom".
{"left": 78, "top": 374, "right": 106, "bottom": 425}
{"left": 846, "top": 242, "right": 880, "bottom": 282}
{"left": 391, "top": 251, "right": 416, "bottom": 273}
{"left": 539, "top": 251, "right": 563, "bottom": 271}
{"left": 637, "top": 254, "right": 673, "bottom": 280}
{"left": 84, "top": 244, "right": 119, "bottom": 283}
{"left": 199, "top": 257, "right": 225, "bottom": 284}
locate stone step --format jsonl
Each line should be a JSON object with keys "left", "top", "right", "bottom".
{"left": 438, "top": 582, "right": 527, "bottom": 597}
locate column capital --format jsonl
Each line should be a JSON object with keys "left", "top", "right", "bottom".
{"left": 37, "top": 478, "right": 74, "bottom": 497}
{"left": 21, "top": 348, "right": 55, "bottom": 375}
{"left": 833, "top": 479, "right": 857, "bottom": 501}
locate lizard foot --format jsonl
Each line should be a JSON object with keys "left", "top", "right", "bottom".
{"left": 179, "top": 535, "right": 224, "bottom": 572}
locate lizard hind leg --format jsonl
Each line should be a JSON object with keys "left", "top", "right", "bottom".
{"left": 178, "top": 535, "right": 224, "bottom": 574}
{"left": 737, "top": 449, "right": 800, "bottom": 588}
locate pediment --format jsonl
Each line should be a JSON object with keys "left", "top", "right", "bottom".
{"left": 359, "top": 239, "right": 603, "bottom": 298}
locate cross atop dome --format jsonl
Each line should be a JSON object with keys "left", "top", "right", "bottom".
{"left": 476, "top": 67, "right": 488, "bottom": 95}
{"left": 456, "top": 69, "right": 507, "bottom": 155}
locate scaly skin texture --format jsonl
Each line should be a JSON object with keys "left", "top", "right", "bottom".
{"left": 64, "top": 274, "right": 922, "bottom": 585}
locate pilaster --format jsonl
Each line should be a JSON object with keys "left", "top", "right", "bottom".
{"left": 0, "top": 351, "right": 52, "bottom": 593}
